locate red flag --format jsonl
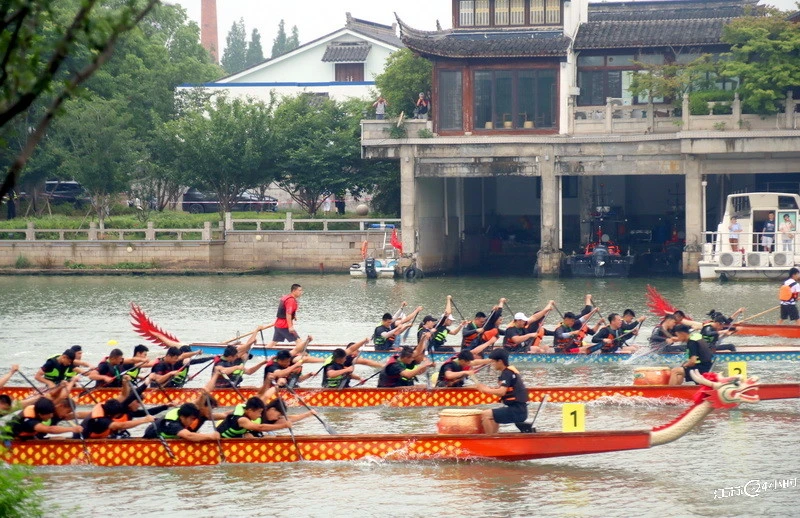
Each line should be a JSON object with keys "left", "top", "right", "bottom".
{"left": 390, "top": 228, "right": 403, "bottom": 254}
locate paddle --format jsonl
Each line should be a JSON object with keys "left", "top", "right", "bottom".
{"left": 77, "top": 360, "right": 149, "bottom": 400}
{"left": 188, "top": 356, "right": 218, "bottom": 382}
{"left": 129, "top": 384, "right": 176, "bottom": 460}
{"left": 220, "top": 372, "right": 248, "bottom": 403}
{"left": 734, "top": 305, "right": 781, "bottom": 325}
{"left": 16, "top": 370, "right": 45, "bottom": 396}
{"left": 450, "top": 298, "right": 466, "bottom": 322}
{"left": 65, "top": 397, "right": 92, "bottom": 464}
{"left": 284, "top": 385, "right": 337, "bottom": 435}
{"left": 277, "top": 390, "right": 304, "bottom": 461}
{"left": 357, "top": 369, "right": 382, "bottom": 387}
{"left": 529, "top": 394, "right": 548, "bottom": 430}
{"left": 401, "top": 312, "right": 419, "bottom": 343}
{"left": 204, "top": 393, "right": 226, "bottom": 463}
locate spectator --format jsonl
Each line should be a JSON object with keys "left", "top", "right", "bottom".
{"left": 728, "top": 216, "right": 741, "bottom": 252}
{"left": 762, "top": 212, "right": 776, "bottom": 252}
{"left": 373, "top": 96, "right": 388, "bottom": 120}
{"left": 335, "top": 192, "right": 346, "bottom": 215}
{"left": 780, "top": 213, "right": 795, "bottom": 252}
{"left": 415, "top": 92, "right": 429, "bottom": 120}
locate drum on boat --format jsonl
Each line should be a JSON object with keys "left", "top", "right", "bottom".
{"left": 633, "top": 366, "right": 671, "bottom": 386}
{"left": 437, "top": 409, "right": 485, "bottom": 434}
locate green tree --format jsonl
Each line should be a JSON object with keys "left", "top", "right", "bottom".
{"left": 374, "top": 48, "right": 433, "bottom": 118}
{"left": 0, "top": 0, "right": 161, "bottom": 200}
{"left": 50, "top": 96, "right": 144, "bottom": 227}
{"left": 0, "top": 462, "right": 43, "bottom": 518}
{"left": 163, "top": 96, "right": 274, "bottom": 217}
{"left": 628, "top": 55, "right": 718, "bottom": 107}
{"left": 271, "top": 19, "right": 299, "bottom": 58}
{"left": 246, "top": 28, "right": 265, "bottom": 68}
{"left": 272, "top": 96, "right": 380, "bottom": 216}
{"left": 221, "top": 18, "right": 247, "bottom": 74}
{"left": 721, "top": 11, "right": 800, "bottom": 114}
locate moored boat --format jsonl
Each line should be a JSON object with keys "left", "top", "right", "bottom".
{"left": 3, "top": 382, "right": 794, "bottom": 408}
{"left": 0, "top": 371, "right": 760, "bottom": 467}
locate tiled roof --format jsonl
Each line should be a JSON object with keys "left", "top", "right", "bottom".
{"left": 321, "top": 43, "right": 371, "bottom": 62}
{"left": 574, "top": 17, "right": 734, "bottom": 49}
{"left": 346, "top": 13, "right": 403, "bottom": 47}
{"left": 397, "top": 18, "right": 570, "bottom": 58}
{"left": 588, "top": 0, "right": 759, "bottom": 22}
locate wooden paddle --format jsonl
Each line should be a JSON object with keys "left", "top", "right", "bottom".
{"left": 276, "top": 390, "right": 304, "bottom": 461}
{"left": 16, "top": 370, "right": 45, "bottom": 396}
{"left": 66, "top": 397, "right": 93, "bottom": 464}
{"left": 284, "top": 385, "right": 337, "bottom": 435}
{"left": 129, "top": 384, "right": 176, "bottom": 460}
{"left": 734, "top": 305, "right": 781, "bottom": 324}
{"left": 219, "top": 372, "right": 248, "bottom": 403}
{"left": 204, "top": 393, "right": 226, "bottom": 463}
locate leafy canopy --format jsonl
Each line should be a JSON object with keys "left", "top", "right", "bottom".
{"left": 374, "top": 48, "right": 433, "bottom": 118}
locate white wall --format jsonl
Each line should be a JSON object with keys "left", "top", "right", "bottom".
{"left": 177, "top": 83, "right": 375, "bottom": 103}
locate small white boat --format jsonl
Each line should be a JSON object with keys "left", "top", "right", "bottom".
{"left": 699, "top": 192, "right": 799, "bottom": 281}
{"left": 349, "top": 224, "right": 400, "bottom": 279}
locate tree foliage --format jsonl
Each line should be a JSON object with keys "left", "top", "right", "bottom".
{"left": 0, "top": 462, "right": 43, "bottom": 518}
{"left": 272, "top": 96, "right": 378, "bottom": 215}
{"left": 628, "top": 55, "right": 717, "bottom": 106}
{"left": 221, "top": 18, "right": 248, "bottom": 74}
{"left": 162, "top": 95, "right": 274, "bottom": 217}
{"left": 246, "top": 28, "right": 265, "bottom": 68}
{"left": 271, "top": 19, "right": 299, "bottom": 58}
{"left": 374, "top": 48, "right": 433, "bottom": 118}
{"left": 0, "top": 0, "right": 161, "bottom": 200}
{"left": 720, "top": 11, "right": 800, "bottom": 114}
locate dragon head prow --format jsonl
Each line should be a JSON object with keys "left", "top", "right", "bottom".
{"left": 690, "top": 370, "right": 760, "bottom": 409}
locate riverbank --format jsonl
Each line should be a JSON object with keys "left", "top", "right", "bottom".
{"left": 0, "top": 267, "right": 274, "bottom": 276}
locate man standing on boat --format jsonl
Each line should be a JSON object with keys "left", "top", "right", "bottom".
{"left": 268, "top": 284, "right": 304, "bottom": 348}
{"left": 778, "top": 267, "right": 800, "bottom": 325}
{"left": 668, "top": 325, "right": 714, "bottom": 385}
{"left": 761, "top": 212, "right": 776, "bottom": 252}
{"left": 475, "top": 349, "right": 531, "bottom": 433}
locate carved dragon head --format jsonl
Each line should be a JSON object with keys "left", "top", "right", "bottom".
{"left": 690, "top": 370, "right": 760, "bottom": 409}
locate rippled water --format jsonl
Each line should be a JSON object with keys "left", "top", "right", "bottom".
{"left": 1, "top": 274, "right": 799, "bottom": 517}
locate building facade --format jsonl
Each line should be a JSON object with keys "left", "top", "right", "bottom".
{"left": 361, "top": 0, "right": 800, "bottom": 276}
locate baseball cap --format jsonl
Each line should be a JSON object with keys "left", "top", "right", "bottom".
{"left": 514, "top": 312, "right": 528, "bottom": 321}
{"left": 422, "top": 315, "right": 437, "bottom": 324}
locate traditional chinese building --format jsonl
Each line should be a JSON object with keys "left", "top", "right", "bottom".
{"left": 361, "top": 0, "right": 800, "bottom": 276}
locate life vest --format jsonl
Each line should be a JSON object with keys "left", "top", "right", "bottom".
{"left": 125, "top": 362, "right": 142, "bottom": 381}
{"left": 217, "top": 404, "right": 261, "bottom": 438}
{"left": 436, "top": 358, "right": 463, "bottom": 387}
{"left": 600, "top": 328, "right": 624, "bottom": 353}
{"left": 780, "top": 281, "right": 798, "bottom": 302}
{"left": 374, "top": 324, "right": 390, "bottom": 347}
{"left": 377, "top": 355, "right": 416, "bottom": 387}
{"left": 84, "top": 403, "right": 126, "bottom": 439}
{"left": 500, "top": 366, "right": 523, "bottom": 404}
{"left": 531, "top": 326, "right": 545, "bottom": 349}
{"left": 11, "top": 405, "right": 52, "bottom": 439}
{"left": 171, "top": 363, "right": 189, "bottom": 387}
{"left": 361, "top": 240, "right": 368, "bottom": 259}
{"left": 156, "top": 407, "right": 200, "bottom": 439}
{"left": 321, "top": 356, "right": 353, "bottom": 388}
{"left": 431, "top": 326, "right": 448, "bottom": 348}
{"left": 554, "top": 324, "right": 580, "bottom": 353}
{"left": 276, "top": 294, "right": 294, "bottom": 320}
{"left": 43, "top": 355, "right": 70, "bottom": 383}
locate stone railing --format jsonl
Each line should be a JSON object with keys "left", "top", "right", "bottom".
{"left": 226, "top": 213, "right": 400, "bottom": 232}
{"left": 361, "top": 119, "right": 432, "bottom": 140}
{"left": 5, "top": 221, "right": 224, "bottom": 241}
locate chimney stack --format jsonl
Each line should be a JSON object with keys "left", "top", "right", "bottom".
{"left": 201, "top": 0, "right": 219, "bottom": 63}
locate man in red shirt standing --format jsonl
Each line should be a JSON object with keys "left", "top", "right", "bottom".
{"left": 269, "top": 284, "right": 304, "bottom": 348}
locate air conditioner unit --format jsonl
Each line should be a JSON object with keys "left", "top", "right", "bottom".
{"left": 746, "top": 252, "right": 770, "bottom": 268}
{"left": 719, "top": 252, "right": 742, "bottom": 267}
{"left": 772, "top": 251, "right": 793, "bottom": 267}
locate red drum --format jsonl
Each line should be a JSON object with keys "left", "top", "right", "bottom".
{"left": 437, "top": 409, "right": 485, "bottom": 434}
{"left": 633, "top": 367, "right": 671, "bottom": 386}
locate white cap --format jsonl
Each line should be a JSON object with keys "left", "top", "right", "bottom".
{"left": 445, "top": 314, "right": 455, "bottom": 321}
{"left": 514, "top": 312, "right": 528, "bottom": 321}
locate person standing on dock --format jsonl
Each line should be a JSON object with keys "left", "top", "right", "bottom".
{"left": 268, "top": 284, "right": 304, "bottom": 348}
{"left": 778, "top": 267, "right": 800, "bottom": 325}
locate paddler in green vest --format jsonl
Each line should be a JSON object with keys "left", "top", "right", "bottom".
{"left": 216, "top": 397, "right": 292, "bottom": 438}
{"left": 35, "top": 349, "right": 77, "bottom": 388}
{"left": 321, "top": 337, "right": 385, "bottom": 388}
{"left": 143, "top": 402, "right": 221, "bottom": 441}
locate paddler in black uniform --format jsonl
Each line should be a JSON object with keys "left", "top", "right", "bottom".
{"left": 216, "top": 397, "right": 294, "bottom": 438}
{"left": 435, "top": 350, "right": 490, "bottom": 387}
{"left": 588, "top": 313, "right": 637, "bottom": 354}
{"left": 463, "top": 298, "right": 507, "bottom": 353}
{"left": 9, "top": 397, "right": 83, "bottom": 440}
{"left": 87, "top": 348, "right": 126, "bottom": 388}
{"left": 668, "top": 324, "right": 715, "bottom": 385}
{"left": 699, "top": 314, "right": 737, "bottom": 353}
{"left": 502, "top": 301, "right": 556, "bottom": 354}
{"left": 320, "top": 337, "right": 382, "bottom": 388}
{"left": 34, "top": 349, "right": 76, "bottom": 388}
{"left": 476, "top": 349, "right": 531, "bottom": 433}
{"left": 377, "top": 336, "right": 434, "bottom": 388}
{"left": 649, "top": 314, "right": 684, "bottom": 352}
{"left": 143, "top": 402, "right": 221, "bottom": 441}
{"left": 552, "top": 309, "right": 601, "bottom": 353}
{"left": 211, "top": 344, "right": 268, "bottom": 389}
{"left": 260, "top": 335, "right": 322, "bottom": 390}
{"left": 373, "top": 311, "right": 415, "bottom": 351}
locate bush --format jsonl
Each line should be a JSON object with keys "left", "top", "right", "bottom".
{"left": 689, "top": 90, "right": 734, "bottom": 115}
{"left": 14, "top": 255, "right": 31, "bottom": 268}
{"left": 0, "top": 462, "right": 44, "bottom": 518}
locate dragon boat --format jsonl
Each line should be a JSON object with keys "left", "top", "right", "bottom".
{"left": 1, "top": 371, "right": 760, "bottom": 467}
{"left": 130, "top": 304, "right": 800, "bottom": 364}
{"left": 3, "top": 382, "right": 794, "bottom": 408}
{"left": 725, "top": 323, "right": 800, "bottom": 339}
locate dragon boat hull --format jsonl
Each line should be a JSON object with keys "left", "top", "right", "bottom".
{"left": 188, "top": 343, "right": 800, "bottom": 363}
{"left": 731, "top": 323, "right": 800, "bottom": 339}
{"left": 2, "top": 430, "right": 654, "bottom": 467}
{"left": 2, "top": 383, "right": 796, "bottom": 408}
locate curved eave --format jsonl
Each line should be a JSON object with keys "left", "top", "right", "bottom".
{"left": 574, "top": 17, "right": 735, "bottom": 50}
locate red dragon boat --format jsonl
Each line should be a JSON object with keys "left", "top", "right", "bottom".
{"left": 646, "top": 285, "right": 800, "bottom": 339}
{"left": 1, "top": 371, "right": 760, "bottom": 467}
{"left": 1, "top": 382, "right": 796, "bottom": 408}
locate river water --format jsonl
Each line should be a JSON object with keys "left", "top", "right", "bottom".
{"left": 1, "top": 274, "right": 798, "bottom": 517}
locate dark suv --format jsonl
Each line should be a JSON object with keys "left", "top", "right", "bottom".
{"left": 30, "top": 181, "right": 90, "bottom": 206}
{"left": 181, "top": 188, "right": 278, "bottom": 214}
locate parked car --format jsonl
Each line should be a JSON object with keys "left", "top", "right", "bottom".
{"left": 19, "top": 180, "right": 90, "bottom": 207}
{"left": 181, "top": 188, "right": 278, "bottom": 214}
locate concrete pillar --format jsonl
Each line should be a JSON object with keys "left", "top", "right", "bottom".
{"left": 604, "top": 98, "right": 613, "bottom": 132}
{"left": 578, "top": 176, "right": 594, "bottom": 245}
{"left": 646, "top": 100, "right": 655, "bottom": 131}
{"left": 224, "top": 212, "right": 233, "bottom": 231}
{"left": 88, "top": 222, "right": 98, "bottom": 241}
{"left": 284, "top": 212, "right": 292, "bottom": 231}
{"left": 399, "top": 145, "right": 417, "bottom": 259}
{"left": 146, "top": 222, "right": 155, "bottom": 241}
{"left": 785, "top": 91, "right": 794, "bottom": 129}
{"left": 732, "top": 92, "right": 741, "bottom": 128}
{"left": 682, "top": 94, "right": 690, "bottom": 130}
{"left": 25, "top": 221, "right": 35, "bottom": 241}
{"left": 537, "top": 154, "right": 561, "bottom": 276}
{"left": 683, "top": 159, "right": 703, "bottom": 275}
{"left": 202, "top": 222, "right": 211, "bottom": 241}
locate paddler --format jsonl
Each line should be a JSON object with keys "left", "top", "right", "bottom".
{"left": 552, "top": 310, "right": 602, "bottom": 354}
{"left": 649, "top": 314, "right": 684, "bottom": 352}
{"left": 463, "top": 298, "right": 507, "bottom": 352}
{"left": 672, "top": 310, "right": 702, "bottom": 331}
{"left": 261, "top": 335, "right": 321, "bottom": 389}
{"left": 211, "top": 344, "right": 268, "bottom": 389}
{"left": 0, "top": 364, "right": 19, "bottom": 415}
{"left": 143, "top": 402, "right": 221, "bottom": 442}
{"left": 587, "top": 313, "right": 637, "bottom": 354}
{"left": 77, "top": 378, "right": 155, "bottom": 439}
{"left": 668, "top": 324, "right": 714, "bottom": 385}
{"left": 426, "top": 296, "right": 469, "bottom": 353}
{"left": 475, "top": 349, "right": 532, "bottom": 433}
{"left": 621, "top": 309, "right": 647, "bottom": 333}
{"left": 267, "top": 283, "right": 304, "bottom": 348}
{"left": 320, "top": 338, "right": 382, "bottom": 388}
{"left": 502, "top": 302, "right": 555, "bottom": 353}
{"left": 215, "top": 397, "right": 293, "bottom": 438}
{"left": 257, "top": 396, "right": 315, "bottom": 434}
{"left": 9, "top": 397, "right": 83, "bottom": 440}
{"left": 699, "top": 315, "right": 737, "bottom": 353}
{"left": 34, "top": 349, "right": 77, "bottom": 388}
{"left": 435, "top": 350, "right": 491, "bottom": 387}
{"left": 87, "top": 348, "right": 126, "bottom": 388}
{"left": 376, "top": 341, "right": 434, "bottom": 388}
{"left": 373, "top": 309, "right": 417, "bottom": 351}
